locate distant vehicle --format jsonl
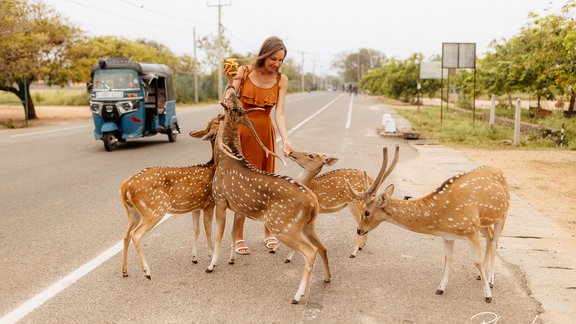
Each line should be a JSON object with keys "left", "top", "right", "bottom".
{"left": 88, "top": 57, "right": 180, "bottom": 151}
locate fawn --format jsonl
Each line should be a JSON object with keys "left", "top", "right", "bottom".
{"left": 120, "top": 117, "right": 220, "bottom": 279}
{"left": 283, "top": 151, "right": 373, "bottom": 260}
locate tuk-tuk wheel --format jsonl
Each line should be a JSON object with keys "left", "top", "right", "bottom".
{"left": 168, "top": 128, "right": 178, "bottom": 143}
{"left": 103, "top": 132, "right": 119, "bottom": 151}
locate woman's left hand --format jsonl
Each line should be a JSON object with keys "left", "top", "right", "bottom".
{"left": 282, "top": 140, "right": 293, "bottom": 157}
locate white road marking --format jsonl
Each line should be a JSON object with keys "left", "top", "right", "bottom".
{"left": 0, "top": 215, "right": 170, "bottom": 324}
{"left": 10, "top": 125, "right": 90, "bottom": 138}
{"left": 346, "top": 94, "right": 354, "bottom": 129}
{"left": 1, "top": 93, "right": 343, "bottom": 323}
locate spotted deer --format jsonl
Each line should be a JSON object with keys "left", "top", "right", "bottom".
{"left": 347, "top": 146, "right": 510, "bottom": 303}
{"left": 282, "top": 151, "right": 373, "bottom": 261}
{"left": 120, "top": 117, "right": 220, "bottom": 280}
{"left": 207, "top": 88, "right": 331, "bottom": 304}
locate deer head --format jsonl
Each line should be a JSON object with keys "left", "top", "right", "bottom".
{"left": 346, "top": 145, "right": 400, "bottom": 235}
{"left": 217, "top": 90, "right": 286, "bottom": 165}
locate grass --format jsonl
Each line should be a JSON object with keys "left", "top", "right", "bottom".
{"left": 0, "top": 88, "right": 89, "bottom": 106}
{"left": 395, "top": 105, "right": 576, "bottom": 150}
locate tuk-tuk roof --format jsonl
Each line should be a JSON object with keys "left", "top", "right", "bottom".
{"left": 91, "top": 57, "right": 172, "bottom": 78}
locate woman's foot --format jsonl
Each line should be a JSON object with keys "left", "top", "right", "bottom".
{"left": 264, "top": 236, "right": 279, "bottom": 251}
{"left": 234, "top": 240, "right": 251, "bottom": 255}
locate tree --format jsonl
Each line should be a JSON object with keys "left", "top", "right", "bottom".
{"left": 0, "top": 0, "right": 81, "bottom": 119}
{"left": 67, "top": 36, "right": 179, "bottom": 84}
{"left": 332, "top": 48, "right": 386, "bottom": 83}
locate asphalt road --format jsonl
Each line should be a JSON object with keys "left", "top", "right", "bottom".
{"left": 0, "top": 92, "right": 543, "bottom": 323}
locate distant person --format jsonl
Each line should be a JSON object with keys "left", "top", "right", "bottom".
{"left": 223, "top": 36, "right": 292, "bottom": 255}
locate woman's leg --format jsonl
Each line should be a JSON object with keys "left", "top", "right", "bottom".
{"left": 233, "top": 212, "right": 250, "bottom": 254}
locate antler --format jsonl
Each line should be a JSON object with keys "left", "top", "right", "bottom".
{"left": 347, "top": 145, "right": 399, "bottom": 198}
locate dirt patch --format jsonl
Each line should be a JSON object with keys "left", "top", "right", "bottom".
{"left": 0, "top": 105, "right": 91, "bottom": 128}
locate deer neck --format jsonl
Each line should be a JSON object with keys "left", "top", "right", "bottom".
{"left": 295, "top": 168, "right": 321, "bottom": 186}
{"left": 382, "top": 197, "right": 434, "bottom": 232}
{"left": 215, "top": 114, "right": 243, "bottom": 164}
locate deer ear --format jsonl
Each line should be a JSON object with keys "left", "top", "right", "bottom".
{"left": 377, "top": 194, "right": 386, "bottom": 207}
{"left": 325, "top": 157, "right": 339, "bottom": 166}
{"left": 384, "top": 184, "right": 395, "bottom": 196}
{"left": 189, "top": 130, "right": 205, "bottom": 138}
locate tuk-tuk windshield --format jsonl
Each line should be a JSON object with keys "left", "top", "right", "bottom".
{"left": 93, "top": 69, "right": 140, "bottom": 91}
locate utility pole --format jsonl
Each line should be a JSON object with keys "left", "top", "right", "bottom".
{"left": 300, "top": 51, "right": 306, "bottom": 92}
{"left": 312, "top": 60, "right": 316, "bottom": 89}
{"left": 193, "top": 27, "right": 199, "bottom": 103}
{"left": 208, "top": 0, "right": 231, "bottom": 98}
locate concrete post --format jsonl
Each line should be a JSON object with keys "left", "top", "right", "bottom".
{"left": 489, "top": 94, "right": 496, "bottom": 128}
{"left": 514, "top": 98, "right": 521, "bottom": 146}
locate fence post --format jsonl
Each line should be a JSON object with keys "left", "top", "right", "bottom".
{"left": 514, "top": 98, "right": 521, "bottom": 146}
{"left": 489, "top": 94, "right": 496, "bottom": 128}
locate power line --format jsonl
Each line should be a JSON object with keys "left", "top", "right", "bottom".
{"left": 60, "top": 0, "right": 210, "bottom": 34}
{"left": 118, "top": 0, "right": 214, "bottom": 26}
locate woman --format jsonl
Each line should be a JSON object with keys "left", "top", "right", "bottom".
{"left": 223, "top": 36, "right": 293, "bottom": 255}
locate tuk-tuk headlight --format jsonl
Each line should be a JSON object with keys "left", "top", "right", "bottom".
{"left": 90, "top": 102, "right": 102, "bottom": 114}
{"left": 116, "top": 101, "right": 135, "bottom": 115}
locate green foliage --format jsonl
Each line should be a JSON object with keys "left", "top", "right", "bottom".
{"left": 395, "top": 105, "right": 574, "bottom": 149}
{"left": 360, "top": 53, "right": 440, "bottom": 103}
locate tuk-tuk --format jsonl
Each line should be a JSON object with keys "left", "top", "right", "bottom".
{"left": 89, "top": 57, "right": 180, "bottom": 151}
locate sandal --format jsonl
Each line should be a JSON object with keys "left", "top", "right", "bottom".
{"left": 234, "top": 240, "right": 251, "bottom": 255}
{"left": 264, "top": 236, "right": 279, "bottom": 250}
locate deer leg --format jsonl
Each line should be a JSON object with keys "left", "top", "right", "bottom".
{"left": 284, "top": 249, "right": 296, "bottom": 263}
{"left": 121, "top": 205, "right": 138, "bottom": 277}
{"left": 273, "top": 228, "right": 318, "bottom": 304}
{"left": 436, "top": 239, "right": 454, "bottom": 295}
{"left": 479, "top": 226, "right": 493, "bottom": 286}
{"left": 489, "top": 218, "right": 506, "bottom": 288}
{"left": 350, "top": 205, "right": 364, "bottom": 258}
{"left": 469, "top": 232, "right": 492, "bottom": 303}
{"left": 303, "top": 222, "right": 331, "bottom": 283}
{"left": 202, "top": 205, "right": 215, "bottom": 258}
{"left": 130, "top": 211, "right": 164, "bottom": 280}
{"left": 191, "top": 210, "right": 201, "bottom": 264}
{"left": 206, "top": 205, "right": 227, "bottom": 273}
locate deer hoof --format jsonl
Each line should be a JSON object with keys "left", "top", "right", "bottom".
{"left": 206, "top": 268, "right": 213, "bottom": 273}
{"left": 122, "top": 272, "right": 128, "bottom": 278}
{"left": 291, "top": 299, "right": 299, "bottom": 304}
{"left": 228, "top": 260, "right": 235, "bottom": 265}
{"left": 435, "top": 289, "right": 444, "bottom": 295}
{"left": 324, "top": 279, "right": 331, "bottom": 283}
{"left": 269, "top": 250, "right": 276, "bottom": 254}
{"left": 284, "top": 259, "right": 291, "bottom": 264}
{"left": 192, "top": 260, "right": 198, "bottom": 264}
{"left": 145, "top": 275, "right": 151, "bottom": 280}
{"left": 349, "top": 254, "right": 356, "bottom": 258}
{"left": 485, "top": 297, "right": 492, "bottom": 303}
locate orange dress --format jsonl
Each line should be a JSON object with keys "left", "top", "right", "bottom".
{"left": 237, "top": 67, "right": 281, "bottom": 173}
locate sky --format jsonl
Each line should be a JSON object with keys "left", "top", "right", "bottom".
{"left": 42, "top": 0, "right": 565, "bottom": 76}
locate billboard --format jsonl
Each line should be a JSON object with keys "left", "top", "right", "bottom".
{"left": 419, "top": 61, "right": 442, "bottom": 79}
{"left": 442, "top": 43, "right": 476, "bottom": 68}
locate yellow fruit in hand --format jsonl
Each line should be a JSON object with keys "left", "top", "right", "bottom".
{"left": 224, "top": 58, "right": 238, "bottom": 77}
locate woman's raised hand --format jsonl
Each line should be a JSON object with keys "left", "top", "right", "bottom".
{"left": 223, "top": 58, "right": 239, "bottom": 81}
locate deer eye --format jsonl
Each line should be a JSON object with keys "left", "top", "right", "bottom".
{"left": 364, "top": 210, "right": 371, "bottom": 218}
{"left": 307, "top": 154, "right": 314, "bottom": 159}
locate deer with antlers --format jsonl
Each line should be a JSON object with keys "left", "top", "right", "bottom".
{"left": 281, "top": 151, "right": 373, "bottom": 261}
{"left": 120, "top": 117, "right": 220, "bottom": 280}
{"left": 347, "top": 146, "right": 510, "bottom": 303}
{"left": 207, "top": 88, "right": 331, "bottom": 304}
